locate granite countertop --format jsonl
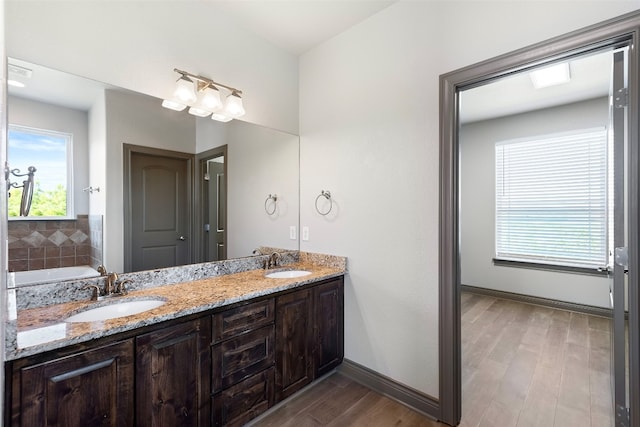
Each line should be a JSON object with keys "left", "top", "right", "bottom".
{"left": 7, "top": 261, "right": 345, "bottom": 361}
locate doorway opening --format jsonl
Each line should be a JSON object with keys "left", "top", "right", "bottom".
{"left": 439, "top": 12, "right": 640, "bottom": 427}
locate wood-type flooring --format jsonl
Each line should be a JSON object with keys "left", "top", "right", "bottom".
{"left": 249, "top": 292, "right": 613, "bottom": 426}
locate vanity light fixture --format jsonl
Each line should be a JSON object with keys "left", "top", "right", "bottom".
{"left": 162, "top": 68, "right": 245, "bottom": 122}
{"left": 530, "top": 62, "right": 571, "bottom": 89}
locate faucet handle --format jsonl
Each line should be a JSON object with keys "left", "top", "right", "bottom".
{"left": 116, "top": 279, "right": 133, "bottom": 296}
{"left": 97, "top": 265, "right": 107, "bottom": 276}
{"left": 83, "top": 284, "right": 101, "bottom": 301}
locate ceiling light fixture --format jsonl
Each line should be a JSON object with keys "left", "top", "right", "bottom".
{"left": 162, "top": 68, "right": 245, "bottom": 121}
{"left": 530, "top": 62, "right": 571, "bottom": 89}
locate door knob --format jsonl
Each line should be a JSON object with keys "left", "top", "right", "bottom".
{"left": 178, "top": 236, "right": 186, "bottom": 241}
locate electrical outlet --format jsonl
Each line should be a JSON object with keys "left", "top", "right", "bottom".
{"left": 289, "top": 226, "right": 297, "bottom": 240}
{"left": 302, "top": 226, "right": 309, "bottom": 241}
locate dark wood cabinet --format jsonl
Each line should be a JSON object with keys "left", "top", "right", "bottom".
{"left": 136, "top": 318, "right": 211, "bottom": 427}
{"left": 275, "top": 288, "right": 314, "bottom": 401}
{"left": 212, "top": 299, "right": 276, "bottom": 426}
{"left": 275, "top": 277, "right": 345, "bottom": 401}
{"left": 10, "top": 340, "right": 134, "bottom": 427}
{"left": 7, "top": 275, "right": 344, "bottom": 427}
{"left": 314, "top": 278, "right": 344, "bottom": 377}
{"left": 212, "top": 368, "right": 274, "bottom": 427}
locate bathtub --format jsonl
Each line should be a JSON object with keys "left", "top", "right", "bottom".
{"left": 11, "top": 266, "right": 101, "bottom": 287}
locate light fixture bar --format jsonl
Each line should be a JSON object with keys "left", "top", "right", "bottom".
{"left": 174, "top": 68, "right": 242, "bottom": 95}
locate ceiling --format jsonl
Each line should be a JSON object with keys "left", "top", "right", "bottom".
{"left": 8, "top": 3, "right": 615, "bottom": 121}
{"left": 212, "top": 1, "right": 397, "bottom": 55}
{"left": 460, "top": 49, "right": 614, "bottom": 124}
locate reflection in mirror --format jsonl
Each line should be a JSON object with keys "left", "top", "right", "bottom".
{"left": 6, "top": 58, "right": 300, "bottom": 282}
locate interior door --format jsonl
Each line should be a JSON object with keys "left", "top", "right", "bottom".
{"left": 610, "top": 47, "right": 630, "bottom": 427}
{"left": 129, "top": 151, "right": 191, "bottom": 271}
{"left": 205, "top": 157, "right": 226, "bottom": 261}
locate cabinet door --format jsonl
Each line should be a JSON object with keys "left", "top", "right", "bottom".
{"left": 212, "top": 325, "right": 275, "bottom": 392}
{"left": 275, "top": 288, "right": 313, "bottom": 401}
{"left": 14, "top": 340, "right": 134, "bottom": 427}
{"left": 212, "top": 368, "right": 274, "bottom": 427}
{"left": 136, "top": 318, "right": 211, "bottom": 427}
{"left": 314, "top": 278, "right": 344, "bottom": 377}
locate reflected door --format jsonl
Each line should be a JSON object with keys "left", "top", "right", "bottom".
{"left": 129, "top": 151, "right": 191, "bottom": 271}
{"left": 205, "top": 157, "right": 227, "bottom": 261}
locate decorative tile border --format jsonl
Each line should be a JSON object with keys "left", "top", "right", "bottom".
{"left": 8, "top": 215, "right": 98, "bottom": 272}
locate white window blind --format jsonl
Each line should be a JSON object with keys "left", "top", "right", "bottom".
{"left": 495, "top": 128, "right": 608, "bottom": 268}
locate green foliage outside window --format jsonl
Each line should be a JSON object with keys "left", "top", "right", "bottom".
{"left": 8, "top": 182, "right": 68, "bottom": 217}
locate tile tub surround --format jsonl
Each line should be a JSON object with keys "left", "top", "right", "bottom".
{"left": 7, "top": 215, "right": 95, "bottom": 272}
{"left": 7, "top": 252, "right": 346, "bottom": 360}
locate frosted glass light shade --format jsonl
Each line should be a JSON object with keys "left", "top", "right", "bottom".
{"left": 211, "top": 112, "right": 233, "bottom": 122}
{"left": 223, "top": 92, "right": 245, "bottom": 118}
{"left": 174, "top": 75, "right": 197, "bottom": 103}
{"left": 162, "top": 99, "right": 187, "bottom": 111}
{"left": 200, "top": 86, "right": 223, "bottom": 111}
{"left": 188, "top": 106, "right": 211, "bottom": 117}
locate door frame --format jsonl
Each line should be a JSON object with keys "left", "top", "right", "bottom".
{"left": 439, "top": 11, "right": 640, "bottom": 426}
{"left": 123, "top": 144, "right": 195, "bottom": 272}
{"left": 195, "top": 145, "right": 228, "bottom": 263}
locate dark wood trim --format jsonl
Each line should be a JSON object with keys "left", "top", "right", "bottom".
{"left": 122, "top": 144, "right": 195, "bottom": 272}
{"left": 461, "top": 285, "right": 612, "bottom": 318}
{"left": 337, "top": 359, "right": 440, "bottom": 421}
{"left": 195, "top": 145, "right": 228, "bottom": 263}
{"left": 439, "top": 11, "right": 640, "bottom": 427}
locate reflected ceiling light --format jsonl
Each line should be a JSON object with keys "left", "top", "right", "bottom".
{"left": 161, "top": 99, "right": 187, "bottom": 111}
{"left": 162, "top": 68, "right": 244, "bottom": 120}
{"left": 8, "top": 63, "right": 32, "bottom": 88}
{"left": 530, "top": 63, "right": 571, "bottom": 89}
{"left": 7, "top": 79, "right": 25, "bottom": 88}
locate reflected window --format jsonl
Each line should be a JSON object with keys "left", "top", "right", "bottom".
{"left": 7, "top": 125, "right": 73, "bottom": 218}
{"left": 495, "top": 127, "right": 608, "bottom": 268}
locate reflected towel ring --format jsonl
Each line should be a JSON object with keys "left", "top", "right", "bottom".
{"left": 315, "top": 190, "right": 333, "bottom": 216}
{"left": 264, "top": 194, "right": 278, "bottom": 215}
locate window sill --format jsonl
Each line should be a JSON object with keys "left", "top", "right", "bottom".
{"left": 492, "top": 258, "right": 608, "bottom": 277}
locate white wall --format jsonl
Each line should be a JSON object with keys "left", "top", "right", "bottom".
{"left": 460, "top": 98, "right": 610, "bottom": 308}
{"left": 7, "top": 96, "right": 90, "bottom": 215}
{"left": 5, "top": 1, "right": 299, "bottom": 135}
{"left": 104, "top": 89, "right": 195, "bottom": 272}
{"left": 196, "top": 119, "right": 299, "bottom": 258}
{"left": 299, "top": 1, "right": 639, "bottom": 397}
{"left": 88, "top": 91, "right": 106, "bottom": 218}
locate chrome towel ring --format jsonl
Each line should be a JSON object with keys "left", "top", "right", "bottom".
{"left": 264, "top": 194, "right": 278, "bottom": 215}
{"left": 315, "top": 190, "right": 333, "bottom": 216}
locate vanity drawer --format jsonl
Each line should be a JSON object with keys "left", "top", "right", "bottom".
{"left": 212, "top": 368, "right": 274, "bottom": 427}
{"left": 212, "top": 299, "right": 275, "bottom": 344}
{"left": 212, "top": 325, "right": 275, "bottom": 391}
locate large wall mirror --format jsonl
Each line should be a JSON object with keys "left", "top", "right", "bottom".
{"left": 6, "top": 58, "right": 300, "bottom": 281}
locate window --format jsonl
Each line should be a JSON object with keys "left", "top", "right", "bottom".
{"left": 7, "top": 125, "right": 73, "bottom": 218}
{"left": 495, "top": 128, "right": 608, "bottom": 269}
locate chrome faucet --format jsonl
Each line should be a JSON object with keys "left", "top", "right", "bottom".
{"left": 266, "top": 252, "right": 280, "bottom": 270}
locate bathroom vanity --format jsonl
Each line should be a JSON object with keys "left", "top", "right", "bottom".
{"left": 4, "top": 256, "right": 345, "bottom": 427}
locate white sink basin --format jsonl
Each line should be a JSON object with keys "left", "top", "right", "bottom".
{"left": 265, "top": 269, "right": 311, "bottom": 279}
{"left": 66, "top": 299, "right": 166, "bottom": 323}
